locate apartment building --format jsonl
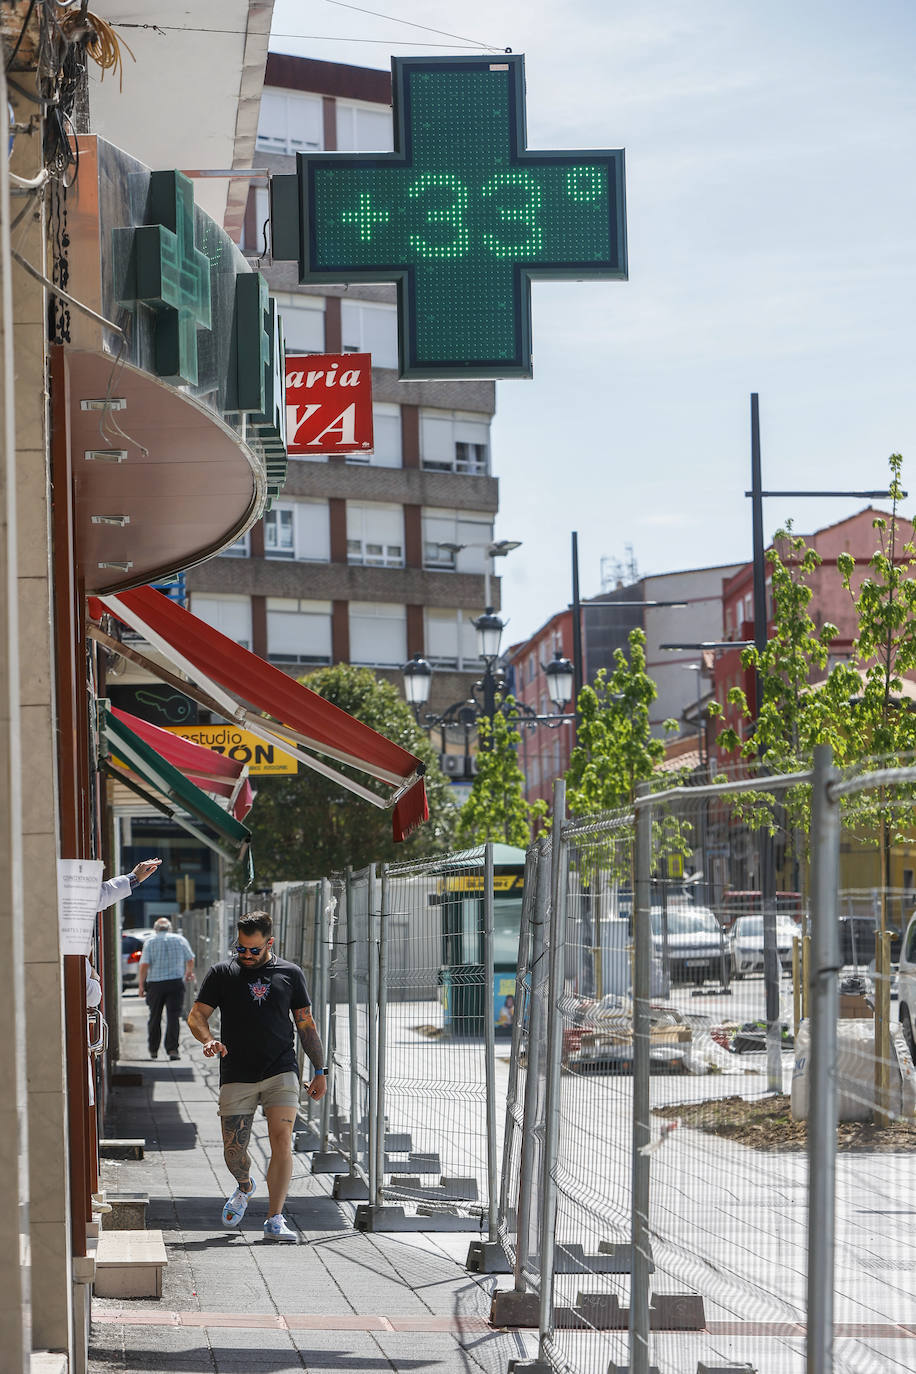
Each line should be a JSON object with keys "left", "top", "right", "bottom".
{"left": 186, "top": 55, "right": 501, "bottom": 721}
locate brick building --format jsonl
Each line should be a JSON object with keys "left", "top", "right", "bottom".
{"left": 186, "top": 55, "right": 501, "bottom": 721}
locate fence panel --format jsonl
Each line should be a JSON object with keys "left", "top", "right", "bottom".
{"left": 377, "top": 846, "right": 497, "bottom": 1222}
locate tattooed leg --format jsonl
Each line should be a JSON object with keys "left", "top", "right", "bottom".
{"left": 221, "top": 1112, "right": 255, "bottom": 1189}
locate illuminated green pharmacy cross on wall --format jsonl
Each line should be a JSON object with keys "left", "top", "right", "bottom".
{"left": 296, "top": 55, "right": 627, "bottom": 379}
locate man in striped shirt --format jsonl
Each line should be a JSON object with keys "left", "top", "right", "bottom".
{"left": 138, "top": 918, "right": 195, "bottom": 1060}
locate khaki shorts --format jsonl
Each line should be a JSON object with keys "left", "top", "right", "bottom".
{"left": 217, "top": 1071, "right": 300, "bottom": 1116}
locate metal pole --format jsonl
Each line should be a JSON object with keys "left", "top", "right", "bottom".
{"left": 571, "top": 532, "right": 583, "bottom": 748}
{"left": 807, "top": 744, "right": 840, "bottom": 1374}
{"left": 345, "top": 869, "right": 360, "bottom": 1177}
{"left": 319, "top": 879, "right": 335, "bottom": 1149}
{"left": 375, "top": 866, "right": 389, "bottom": 1208}
{"left": 483, "top": 842, "right": 499, "bottom": 1243}
{"left": 630, "top": 786, "right": 652, "bottom": 1374}
{"left": 367, "top": 865, "right": 379, "bottom": 1206}
{"left": 751, "top": 392, "right": 783, "bottom": 1092}
{"left": 512, "top": 840, "right": 547, "bottom": 1291}
{"left": 537, "top": 780, "right": 568, "bottom": 1361}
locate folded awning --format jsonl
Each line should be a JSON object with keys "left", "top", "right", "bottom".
{"left": 111, "top": 707, "right": 254, "bottom": 821}
{"left": 99, "top": 702, "right": 254, "bottom": 883}
{"left": 88, "top": 586, "right": 428, "bottom": 840}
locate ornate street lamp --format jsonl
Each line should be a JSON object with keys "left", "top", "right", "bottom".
{"left": 544, "top": 650, "right": 575, "bottom": 711}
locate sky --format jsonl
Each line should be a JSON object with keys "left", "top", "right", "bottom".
{"left": 269, "top": 0, "right": 916, "bottom": 644}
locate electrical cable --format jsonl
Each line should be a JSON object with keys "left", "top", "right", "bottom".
{"left": 58, "top": 9, "right": 135, "bottom": 91}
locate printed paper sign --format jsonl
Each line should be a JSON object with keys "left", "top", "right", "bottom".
{"left": 58, "top": 859, "right": 104, "bottom": 956}
{"left": 285, "top": 353, "right": 373, "bottom": 454}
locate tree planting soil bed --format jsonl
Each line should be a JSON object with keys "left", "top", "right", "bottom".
{"left": 654, "top": 1093, "right": 916, "bottom": 1151}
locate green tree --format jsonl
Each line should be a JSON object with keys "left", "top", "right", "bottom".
{"left": 566, "top": 628, "right": 674, "bottom": 813}
{"left": 454, "top": 698, "right": 547, "bottom": 847}
{"left": 238, "top": 664, "right": 456, "bottom": 883}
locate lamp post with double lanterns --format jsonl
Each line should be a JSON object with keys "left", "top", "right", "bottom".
{"left": 402, "top": 610, "right": 574, "bottom": 781}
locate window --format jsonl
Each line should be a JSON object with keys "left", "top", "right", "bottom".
{"left": 274, "top": 294, "right": 325, "bottom": 354}
{"left": 340, "top": 299, "right": 398, "bottom": 369}
{"left": 349, "top": 602, "right": 407, "bottom": 667}
{"left": 260, "top": 501, "right": 329, "bottom": 562}
{"left": 365, "top": 402, "right": 401, "bottom": 468}
{"left": 421, "top": 510, "right": 494, "bottom": 571}
{"left": 257, "top": 89, "right": 323, "bottom": 155}
{"left": 190, "top": 595, "right": 252, "bottom": 651}
{"left": 347, "top": 503, "right": 403, "bottom": 567}
{"left": 265, "top": 507, "right": 294, "bottom": 559}
{"left": 221, "top": 531, "right": 249, "bottom": 558}
{"left": 424, "top": 609, "right": 479, "bottom": 669}
{"left": 336, "top": 100, "right": 393, "bottom": 152}
{"left": 530, "top": 756, "right": 541, "bottom": 787}
{"left": 420, "top": 410, "right": 490, "bottom": 475}
{"left": 266, "top": 598, "right": 332, "bottom": 665}
{"left": 527, "top": 654, "right": 536, "bottom": 683}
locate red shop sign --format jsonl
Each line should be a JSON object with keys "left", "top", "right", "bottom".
{"left": 285, "top": 353, "right": 374, "bottom": 454}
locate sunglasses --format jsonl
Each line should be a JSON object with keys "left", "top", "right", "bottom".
{"left": 234, "top": 943, "right": 269, "bottom": 956}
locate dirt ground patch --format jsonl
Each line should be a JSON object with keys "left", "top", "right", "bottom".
{"left": 653, "top": 1094, "right": 916, "bottom": 1152}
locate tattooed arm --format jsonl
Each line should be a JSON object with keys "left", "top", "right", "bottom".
{"left": 293, "top": 1006, "right": 327, "bottom": 1100}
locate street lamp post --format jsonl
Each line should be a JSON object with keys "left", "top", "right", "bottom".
{"left": 402, "top": 612, "right": 574, "bottom": 778}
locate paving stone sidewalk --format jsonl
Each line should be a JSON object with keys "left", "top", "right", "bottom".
{"left": 89, "top": 997, "right": 536, "bottom": 1374}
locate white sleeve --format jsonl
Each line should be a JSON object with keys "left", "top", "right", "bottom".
{"left": 85, "top": 960, "right": 102, "bottom": 1008}
{"left": 97, "top": 874, "right": 132, "bottom": 910}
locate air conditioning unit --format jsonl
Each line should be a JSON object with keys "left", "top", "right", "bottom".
{"left": 468, "top": 756, "right": 479, "bottom": 775}
{"left": 440, "top": 753, "right": 465, "bottom": 777}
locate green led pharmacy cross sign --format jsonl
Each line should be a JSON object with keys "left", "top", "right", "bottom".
{"left": 296, "top": 55, "right": 627, "bottom": 379}
{"left": 117, "top": 170, "right": 212, "bottom": 387}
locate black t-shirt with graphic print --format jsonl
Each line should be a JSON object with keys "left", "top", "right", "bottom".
{"left": 197, "top": 956, "right": 311, "bottom": 1085}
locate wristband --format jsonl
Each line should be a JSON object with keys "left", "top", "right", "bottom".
{"left": 316, "top": 1067, "right": 328, "bottom": 1076}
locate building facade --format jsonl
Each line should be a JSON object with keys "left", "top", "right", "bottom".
{"left": 186, "top": 55, "right": 502, "bottom": 727}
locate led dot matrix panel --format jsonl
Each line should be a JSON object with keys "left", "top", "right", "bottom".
{"left": 296, "top": 55, "right": 628, "bottom": 379}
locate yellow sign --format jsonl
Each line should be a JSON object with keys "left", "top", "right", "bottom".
{"left": 667, "top": 853, "right": 684, "bottom": 879}
{"left": 441, "top": 873, "right": 523, "bottom": 893}
{"left": 166, "top": 725, "right": 298, "bottom": 776}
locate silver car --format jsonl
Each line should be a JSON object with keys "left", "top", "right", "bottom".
{"left": 732, "top": 914, "right": 798, "bottom": 977}
{"left": 650, "top": 905, "right": 734, "bottom": 986}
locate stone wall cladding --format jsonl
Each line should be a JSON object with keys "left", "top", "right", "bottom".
{"left": 282, "top": 461, "right": 498, "bottom": 511}
{"left": 187, "top": 559, "right": 499, "bottom": 611}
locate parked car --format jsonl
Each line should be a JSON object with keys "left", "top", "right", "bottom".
{"left": 121, "top": 928, "right": 153, "bottom": 987}
{"left": 650, "top": 905, "right": 734, "bottom": 986}
{"left": 896, "top": 912, "right": 916, "bottom": 1056}
{"left": 717, "top": 890, "right": 803, "bottom": 930}
{"left": 731, "top": 914, "right": 798, "bottom": 977}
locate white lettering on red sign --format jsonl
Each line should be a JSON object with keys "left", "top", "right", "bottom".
{"left": 285, "top": 352, "right": 374, "bottom": 454}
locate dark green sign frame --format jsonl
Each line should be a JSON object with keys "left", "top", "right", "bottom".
{"left": 294, "top": 54, "right": 627, "bottom": 379}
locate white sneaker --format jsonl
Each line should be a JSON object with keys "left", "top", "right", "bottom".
{"left": 221, "top": 1179, "right": 255, "bottom": 1227}
{"left": 263, "top": 1213, "right": 297, "bottom": 1242}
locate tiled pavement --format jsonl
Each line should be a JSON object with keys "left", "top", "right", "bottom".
{"left": 89, "top": 1000, "right": 536, "bottom": 1374}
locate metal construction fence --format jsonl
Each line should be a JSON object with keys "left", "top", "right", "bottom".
{"left": 170, "top": 748, "right": 916, "bottom": 1374}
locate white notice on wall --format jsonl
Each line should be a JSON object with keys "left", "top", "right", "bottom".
{"left": 58, "top": 859, "right": 104, "bottom": 955}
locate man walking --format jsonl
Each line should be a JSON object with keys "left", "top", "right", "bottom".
{"left": 187, "top": 911, "right": 326, "bottom": 1242}
{"left": 138, "top": 917, "right": 195, "bottom": 1060}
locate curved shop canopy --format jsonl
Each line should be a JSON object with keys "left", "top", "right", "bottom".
{"left": 88, "top": 586, "right": 428, "bottom": 840}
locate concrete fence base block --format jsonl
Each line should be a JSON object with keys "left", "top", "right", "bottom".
{"left": 293, "top": 1127, "right": 322, "bottom": 1153}
{"left": 392, "top": 1175, "right": 479, "bottom": 1203}
{"left": 465, "top": 1239, "right": 513, "bottom": 1273}
{"left": 310, "top": 1151, "right": 349, "bottom": 1175}
{"left": 332, "top": 1174, "right": 370, "bottom": 1201}
{"left": 650, "top": 1293, "right": 706, "bottom": 1330}
{"left": 490, "top": 1290, "right": 539, "bottom": 1327}
{"left": 607, "top": 1365, "right": 661, "bottom": 1374}
{"left": 385, "top": 1152, "right": 441, "bottom": 1175}
{"left": 99, "top": 1139, "right": 145, "bottom": 1160}
{"left": 696, "top": 1364, "right": 756, "bottom": 1373}
{"left": 555, "top": 1241, "right": 653, "bottom": 1275}
{"left": 574, "top": 1291, "right": 628, "bottom": 1329}
{"left": 355, "top": 1203, "right": 480, "bottom": 1233}
{"left": 385, "top": 1132, "right": 413, "bottom": 1152}
{"left": 506, "top": 1362, "right": 552, "bottom": 1373}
